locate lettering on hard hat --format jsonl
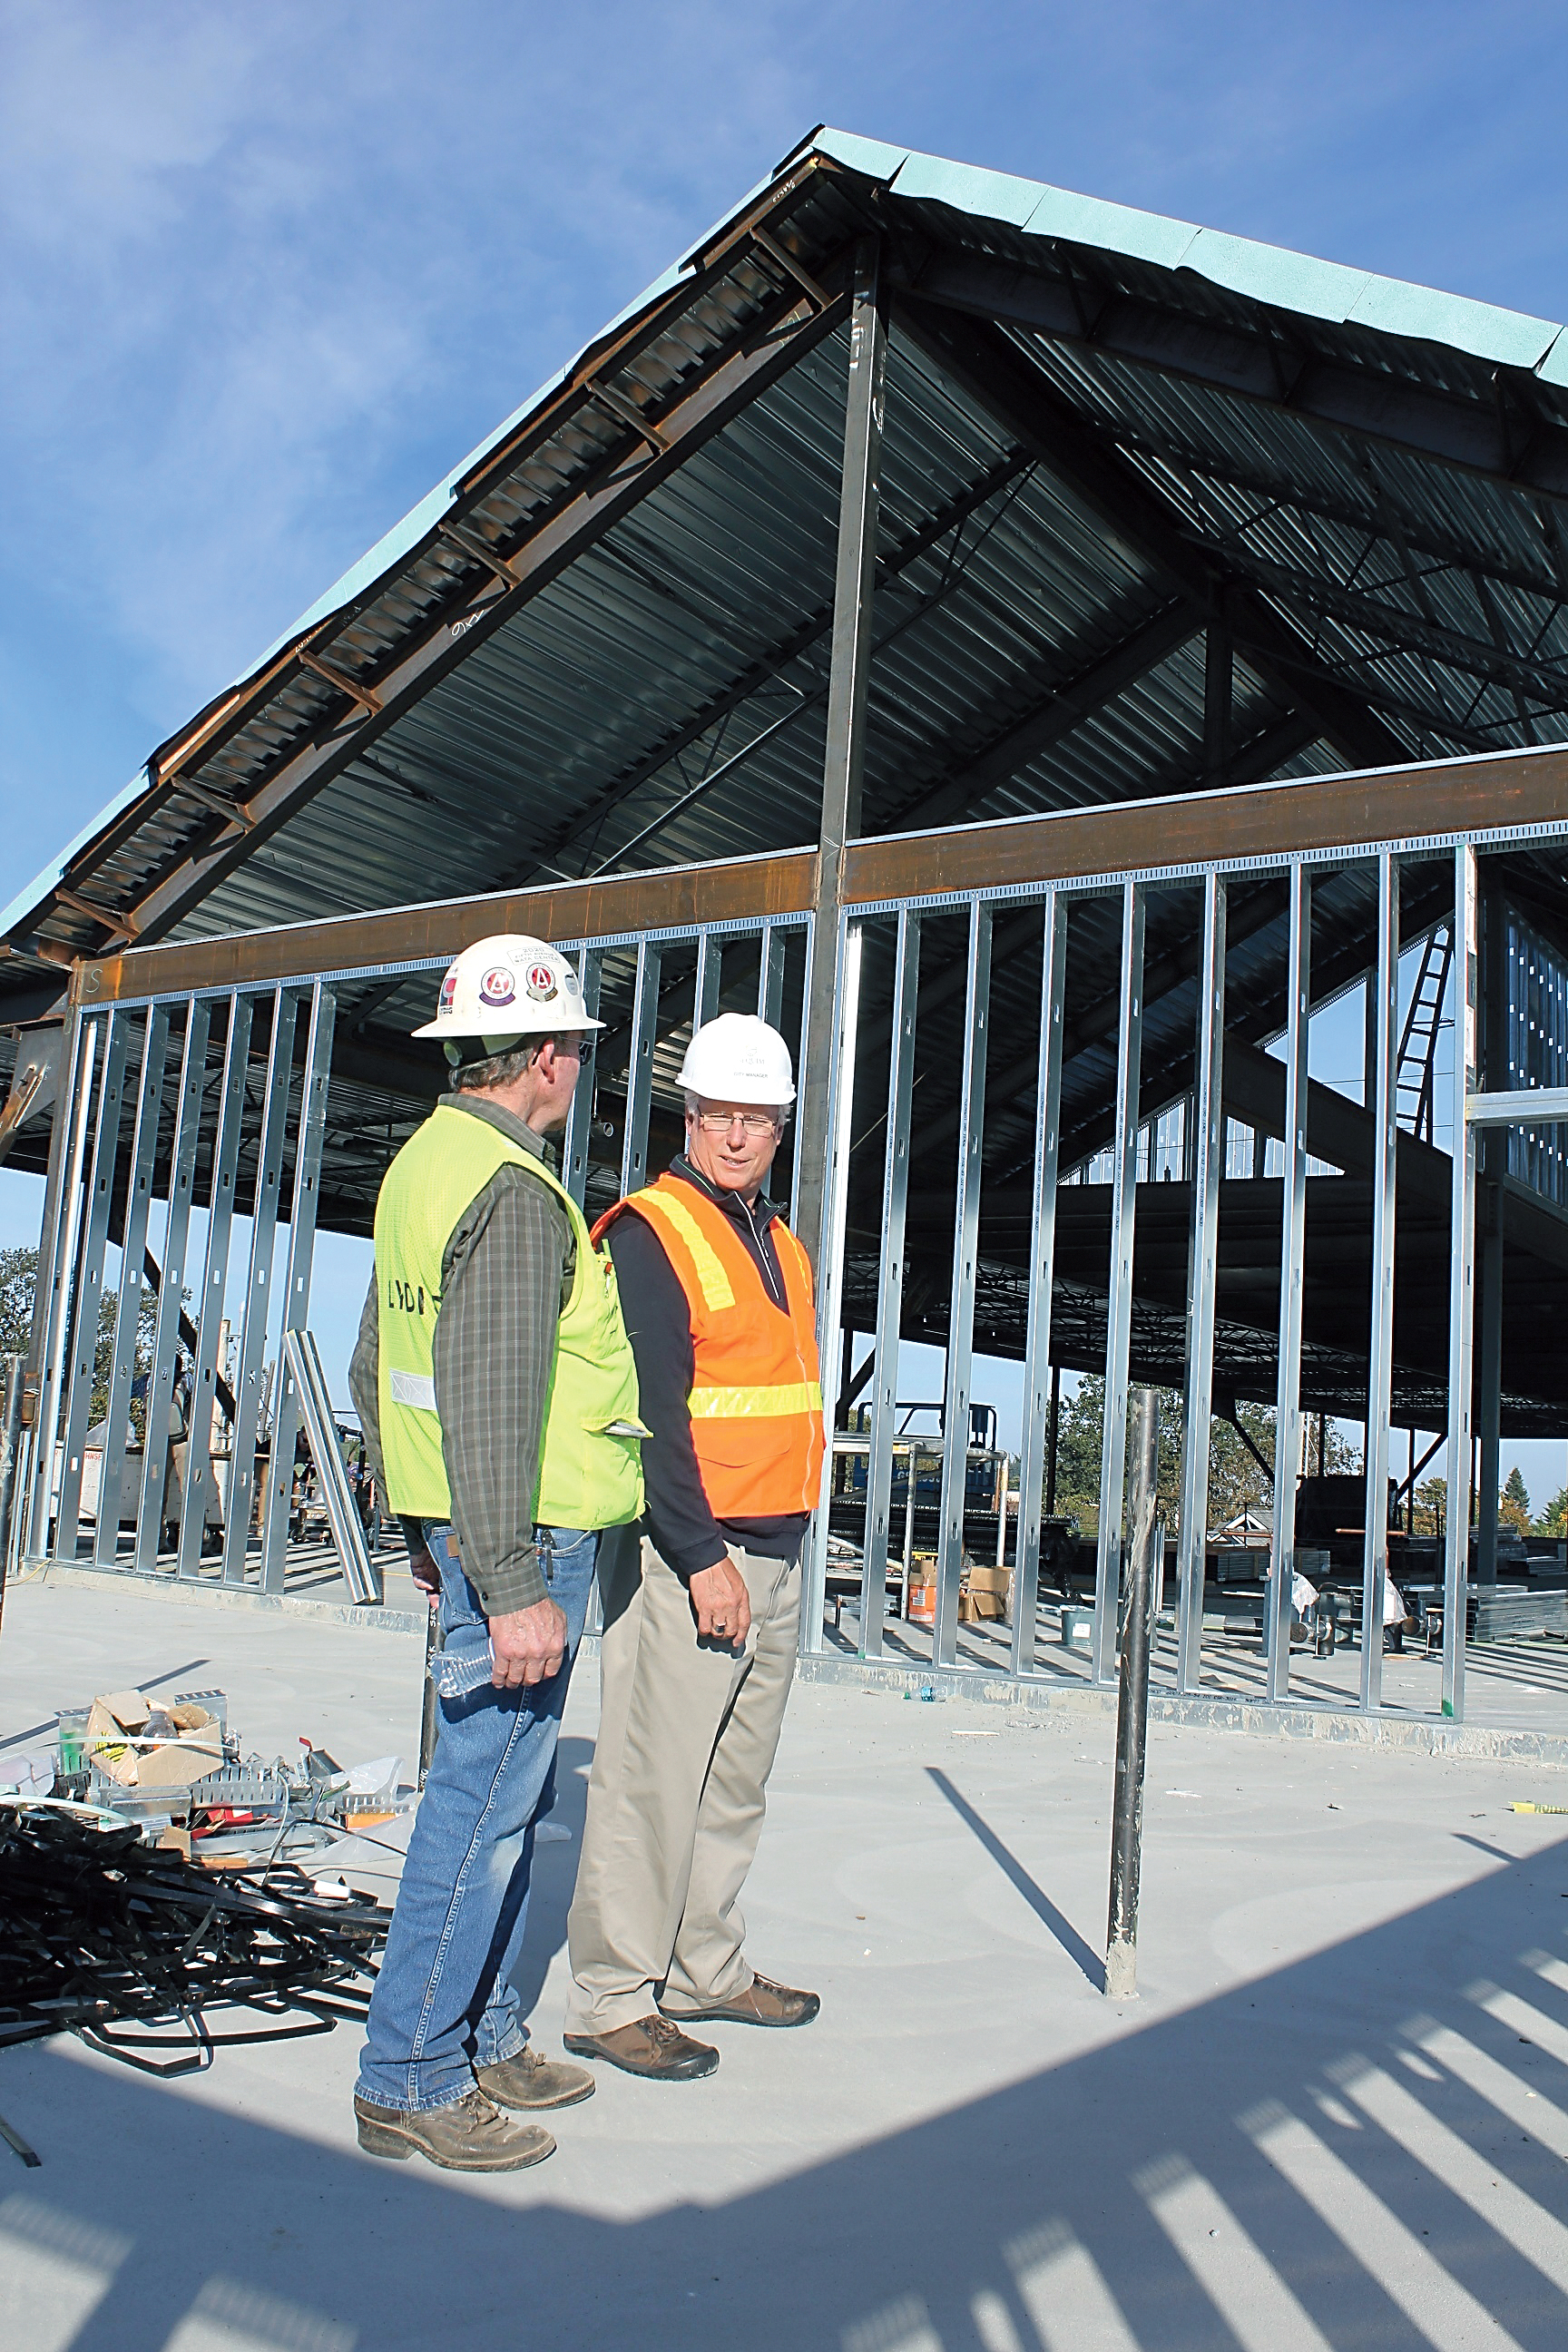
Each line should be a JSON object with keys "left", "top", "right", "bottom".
{"left": 524, "top": 961, "right": 558, "bottom": 1003}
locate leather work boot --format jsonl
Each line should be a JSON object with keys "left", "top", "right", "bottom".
{"left": 563, "top": 2014, "right": 719, "bottom": 2081}
{"left": 662, "top": 1973, "right": 820, "bottom": 2028}
{"left": 354, "top": 2087, "right": 556, "bottom": 2171}
{"left": 475, "top": 2047, "right": 596, "bottom": 2110}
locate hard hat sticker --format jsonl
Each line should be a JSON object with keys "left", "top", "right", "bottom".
{"left": 525, "top": 961, "right": 559, "bottom": 1002}
{"left": 479, "top": 966, "right": 517, "bottom": 1008}
{"left": 438, "top": 967, "right": 459, "bottom": 1014}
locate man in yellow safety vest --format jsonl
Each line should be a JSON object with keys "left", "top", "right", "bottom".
{"left": 348, "top": 934, "right": 645, "bottom": 2173}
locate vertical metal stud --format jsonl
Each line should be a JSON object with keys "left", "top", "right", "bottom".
{"left": 861, "top": 910, "right": 920, "bottom": 1657}
{"left": 1360, "top": 855, "right": 1399, "bottom": 1711}
{"left": 1267, "top": 866, "right": 1312, "bottom": 1702}
{"left": 935, "top": 903, "right": 992, "bottom": 1671}
{"left": 801, "top": 916, "right": 863, "bottom": 1656}
{"left": 693, "top": 933, "right": 721, "bottom": 1031}
{"left": 221, "top": 990, "right": 299, "bottom": 1583}
{"left": 178, "top": 995, "right": 254, "bottom": 1575}
{"left": 1013, "top": 892, "right": 1067, "bottom": 1678}
{"left": 260, "top": 985, "right": 337, "bottom": 1592}
{"left": 135, "top": 1000, "right": 211, "bottom": 1572}
{"left": 1177, "top": 876, "right": 1226, "bottom": 1694}
{"left": 563, "top": 948, "right": 603, "bottom": 1210}
{"left": 93, "top": 1007, "right": 172, "bottom": 1563}
{"left": 1444, "top": 844, "right": 1479, "bottom": 1720}
{"left": 620, "top": 942, "right": 662, "bottom": 1199}
{"left": 54, "top": 1013, "right": 130, "bottom": 1557}
{"left": 1093, "top": 885, "right": 1145, "bottom": 1687}
{"left": 757, "top": 924, "right": 786, "bottom": 1028}
{"left": 26, "top": 1013, "right": 94, "bottom": 1561}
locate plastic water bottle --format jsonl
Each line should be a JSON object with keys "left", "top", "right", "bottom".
{"left": 429, "top": 1643, "right": 498, "bottom": 1699}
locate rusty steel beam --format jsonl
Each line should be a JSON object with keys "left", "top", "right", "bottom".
{"left": 843, "top": 742, "right": 1568, "bottom": 907}
{"left": 72, "top": 848, "right": 818, "bottom": 1005}
{"left": 103, "top": 274, "right": 853, "bottom": 952}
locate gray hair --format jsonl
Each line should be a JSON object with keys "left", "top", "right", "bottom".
{"left": 451, "top": 1035, "right": 565, "bottom": 1093}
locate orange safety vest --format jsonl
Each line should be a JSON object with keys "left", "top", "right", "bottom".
{"left": 594, "top": 1172, "right": 826, "bottom": 1519}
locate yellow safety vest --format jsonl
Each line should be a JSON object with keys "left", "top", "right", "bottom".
{"left": 374, "top": 1101, "right": 644, "bottom": 1530}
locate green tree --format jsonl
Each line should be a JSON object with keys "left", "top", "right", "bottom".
{"left": 0, "top": 1246, "right": 37, "bottom": 1359}
{"left": 0, "top": 1246, "right": 157, "bottom": 1436}
{"left": 1540, "top": 1486, "right": 1567, "bottom": 1537}
{"left": 1413, "top": 1473, "right": 1448, "bottom": 1538}
{"left": 1500, "top": 1465, "right": 1532, "bottom": 1538}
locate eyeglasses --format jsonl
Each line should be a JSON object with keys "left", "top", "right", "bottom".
{"left": 694, "top": 1110, "right": 779, "bottom": 1135}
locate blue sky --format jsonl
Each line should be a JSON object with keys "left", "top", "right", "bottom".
{"left": 3, "top": 0, "right": 1567, "bottom": 1501}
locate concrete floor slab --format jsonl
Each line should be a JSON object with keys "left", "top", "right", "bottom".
{"left": 4, "top": 1577, "right": 1568, "bottom": 2348}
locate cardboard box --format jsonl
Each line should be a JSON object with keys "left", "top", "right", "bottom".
{"left": 959, "top": 1588, "right": 1006, "bottom": 1622}
{"left": 86, "top": 1690, "right": 221, "bottom": 1788}
{"left": 965, "top": 1566, "right": 1012, "bottom": 1598}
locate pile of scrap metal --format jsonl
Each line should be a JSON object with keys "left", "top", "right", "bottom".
{"left": 0, "top": 1803, "right": 388, "bottom": 2077}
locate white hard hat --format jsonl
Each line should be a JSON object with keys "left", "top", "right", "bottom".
{"left": 677, "top": 1012, "right": 795, "bottom": 1107}
{"left": 412, "top": 935, "right": 603, "bottom": 1054}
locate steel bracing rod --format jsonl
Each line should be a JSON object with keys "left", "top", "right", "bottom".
{"left": 1267, "top": 866, "right": 1312, "bottom": 1702}
{"left": 260, "top": 985, "right": 338, "bottom": 1592}
{"left": 25, "top": 1013, "right": 93, "bottom": 1560}
{"left": 563, "top": 949, "right": 604, "bottom": 1208}
{"left": 93, "top": 1007, "right": 172, "bottom": 1563}
{"left": 802, "top": 916, "right": 863, "bottom": 1658}
{"left": 1176, "top": 875, "right": 1226, "bottom": 1693}
{"left": 860, "top": 910, "right": 920, "bottom": 1659}
{"left": 90, "top": 264, "right": 854, "bottom": 954}
{"left": 54, "top": 1014, "right": 131, "bottom": 1557}
{"left": 221, "top": 991, "right": 299, "bottom": 1585}
{"left": 1093, "top": 884, "right": 1145, "bottom": 1687}
{"left": 134, "top": 1001, "right": 211, "bottom": 1571}
{"left": 936, "top": 902, "right": 993, "bottom": 1671}
{"left": 619, "top": 943, "right": 662, "bottom": 1200}
{"left": 796, "top": 234, "right": 887, "bottom": 1270}
{"left": 1360, "top": 855, "right": 1400, "bottom": 1711}
{"left": 1012, "top": 892, "right": 1067, "bottom": 1679}
{"left": 1444, "top": 845, "right": 1479, "bottom": 1720}
{"left": 178, "top": 996, "right": 255, "bottom": 1575}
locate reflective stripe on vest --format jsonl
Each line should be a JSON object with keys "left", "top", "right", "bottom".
{"left": 595, "top": 1172, "right": 825, "bottom": 1519}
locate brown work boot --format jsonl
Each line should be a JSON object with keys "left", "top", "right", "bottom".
{"left": 563, "top": 2014, "right": 718, "bottom": 2080}
{"left": 475, "top": 2046, "right": 595, "bottom": 2110}
{"left": 354, "top": 2087, "right": 555, "bottom": 2171}
{"left": 662, "top": 1972, "right": 820, "bottom": 2028}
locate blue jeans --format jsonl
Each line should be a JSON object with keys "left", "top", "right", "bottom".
{"left": 356, "top": 1523, "right": 599, "bottom": 2113}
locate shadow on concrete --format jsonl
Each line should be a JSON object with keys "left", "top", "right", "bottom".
{"left": 927, "top": 1766, "right": 1104, "bottom": 1993}
{"left": 508, "top": 1733, "right": 593, "bottom": 2022}
{"left": 4, "top": 1832, "right": 1568, "bottom": 2350}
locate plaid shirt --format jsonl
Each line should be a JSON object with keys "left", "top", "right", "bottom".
{"left": 349, "top": 1093, "right": 574, "bottom": 1617}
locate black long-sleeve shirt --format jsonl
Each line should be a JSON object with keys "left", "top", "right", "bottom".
{"left": 607, "top": 1156, "right": 809, "bottom": 1579}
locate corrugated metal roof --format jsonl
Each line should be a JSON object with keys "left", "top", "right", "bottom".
{"left": 7, "top": 124, "right": 1568, "bottom": 994}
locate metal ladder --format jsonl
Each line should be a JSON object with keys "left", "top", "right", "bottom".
{"left": 1395, "top": 924, "right": 1452, "bottom": 1142}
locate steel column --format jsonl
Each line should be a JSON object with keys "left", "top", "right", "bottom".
{"left": 935, "top": 903, "right": 992, "bottom": 1669}
{"left": 178, "top": 996, "right": 254, "bottom": 1575}
{"left": 93, "top": 1007, "right": 172, "bottom": 1563}
{"left": 1444, "top": 845, "right": 1479, "bottom": 1719}
{"left": 24, "top": 1010, "right": 92, "bottom": 1560}
{"left": 563, "top": 947, "right": 603, "bottom": 1209}
{"left": 1475, "top": 1217, "right": 1503, "bottom": 1586}
{"left": 620, "top": 942, "right": 662, "bottom": 1198}
{"left": 860, "top": 910, "right": 920, "bottom": 1657}
{"left": 802, "top": 917, "right": 863, "bottom": 1656}
{"left": 1176, "top": 876, "right": 1226, "bottom": 1693}
{"left": 1012, "top": 893, "right": 1066, "bottom": 1677}
{"left": 1267, "top": 866, "right": 1311, "bottom": 1702}
{"left": 1360, "top": 855, "right": 1399, "bottom": 1711}
{"left": 220, "top": 990, "right": 299, "bottom": 1583}
{"left": 1093, "top": 884, "right": 1145, "bottom": 1687}
{"left": 135, "top": 1001, "right": 211, "bottom": 1571}
{"left": 260, "top": 986, "right": 337, "bottom": 1592}
{"left": 54, "top": 1014, "right": 130, "bottom": 1557}
{"left": 795, "top": 236, "right": 887, "bottom": 1266}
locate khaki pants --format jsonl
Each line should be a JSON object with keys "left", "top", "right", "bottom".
{"left": 565, "top": 1525, "right": 801, "bottom": 2035}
